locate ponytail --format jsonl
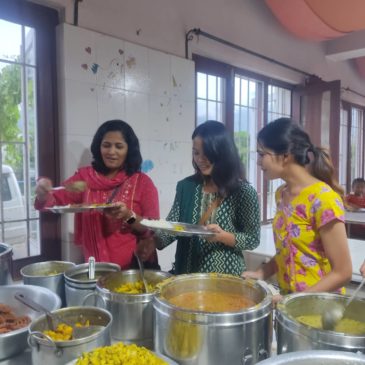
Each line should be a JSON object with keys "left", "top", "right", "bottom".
{"left": 310, "top": 146, "right": 344, "bottom": 197}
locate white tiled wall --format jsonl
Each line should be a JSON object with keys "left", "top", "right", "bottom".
{"left": 56, "top": 23, "right": 195, "bottom": 270}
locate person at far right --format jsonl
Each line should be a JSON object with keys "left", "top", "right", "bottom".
{"left": 345, "top": 177, "right": 365, "bottom": 210}
{"left": 242, "top": 118, "right": 352, "bottom": 299}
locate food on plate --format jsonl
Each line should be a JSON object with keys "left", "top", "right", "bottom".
{"left": 43, "top": 320, "right": 90, "bottom": 341}
{"left": 167, "top": 290, "right": 256, "bottom": 312}
{"left": 142, "top": 219, "right": 174, "bottom": 229}
{"left": 0, "top": 303, "right": 31, "bottom": 334}
{"left": 296, "top": 314, "right": 365, "bottom": 335}
{"left": 75, "top": 341, "right": 168, "bottom": 365}
{"left": 113, "top": 280, "right": 155, "bottom": 294}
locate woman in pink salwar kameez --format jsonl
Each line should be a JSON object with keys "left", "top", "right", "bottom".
{"left": 35, "top": 120, "right": 160, "bottom": 269}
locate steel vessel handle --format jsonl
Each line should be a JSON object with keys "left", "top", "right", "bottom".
{"left": 82, "top": 291, "right": 106, "bottom": 308}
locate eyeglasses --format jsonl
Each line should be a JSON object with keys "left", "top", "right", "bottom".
{"left": 257, "top": 150, "right": 275, "bottom": 158}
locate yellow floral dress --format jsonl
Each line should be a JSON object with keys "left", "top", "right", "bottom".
{"left": 273, "top": 181, "right": 345, "bottom": 294}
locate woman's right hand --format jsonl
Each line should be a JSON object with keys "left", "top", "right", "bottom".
{"left": 35, "top": 177, "right": 53, "bottom": 202}
{"left": 241, "top": 269, "right": 265, "bottom": 280}
{"left": 136, "top": 236, "right": 156, "bottom": 262}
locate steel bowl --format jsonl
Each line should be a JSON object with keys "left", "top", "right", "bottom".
{"left": 0, "top": 284, "right": 61, "bottom": 360}
{"left": 21, "top": 260, "right": 75, "bottom": 306}
{"left": 257, "top": 350, "right": 365, "bottom": 364}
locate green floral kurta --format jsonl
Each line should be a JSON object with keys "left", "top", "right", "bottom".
{"left": 158, "top": 176, "right": 260, "bottom": 276}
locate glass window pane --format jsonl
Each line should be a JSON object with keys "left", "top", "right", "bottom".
{"left": 248, "top": 81, "right": 256, "bottom": 108}
{"left": 217, "top": 78, "right": 223, "bottom": 102}
{"left": 240, "top": 78, "right": 248, "bottom": 106}
{"left": 25, "top": 27, "right": 36, "bottom": 66}
{"left": 197, "top": 72, "right": 207, "bottom": 99}
{"left": 197, "top": 99, "right": 207, "bottom": 125}
{"left": 207, "top": 100, "right": 217, "bottom": 120}
{"left": 0, "top": 62, "right": 23, "bottom": 142}
{"left": 216, "top": 102, "right": 223, "bottom": 123}
{"left": 234, "top": 77, "right": 240, "bottom": 104}
{"left": 0, "top": 20, "right": 22, "bottom": 62}
{"left": 207, "top": 75, "right": 217, "bottom": 100}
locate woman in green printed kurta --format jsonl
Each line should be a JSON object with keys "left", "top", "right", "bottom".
{"left": 138, "top": 121, "right": 260, "bottom": 276}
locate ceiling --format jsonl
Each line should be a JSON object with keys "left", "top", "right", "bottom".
{"left": 265, "top": 0, "right": 365, "bottom": 78}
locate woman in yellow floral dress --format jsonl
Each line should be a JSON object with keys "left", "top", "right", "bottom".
{"left": 243, "top": 118, "right": 352, "bottom": 298}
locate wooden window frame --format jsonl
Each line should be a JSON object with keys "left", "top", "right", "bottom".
{"left": 1, "top": 0, "right": 60, "bottom": 278}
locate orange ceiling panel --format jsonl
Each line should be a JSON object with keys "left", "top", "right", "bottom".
{"left": 265, "top": 0, "right": 345, "bottom": 41}
{"left": 305, "top": 0, "right": 365, "bottom": 33}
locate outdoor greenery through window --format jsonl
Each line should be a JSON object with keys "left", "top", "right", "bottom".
{"left": 195, "top": 55, "right": 293, "bottom": 222}
{"left": 0, "top": 19, "right": 40, "bottom": 259}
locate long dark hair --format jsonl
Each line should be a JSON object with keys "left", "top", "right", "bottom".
{"left": 91, "top": 119, "right": 142, "bottom": 175}
{"left": 192, "top": 120, "right": 245, "bottom": 197}
{"left": 257, "top": 117, "right": 344, "bottom": 196}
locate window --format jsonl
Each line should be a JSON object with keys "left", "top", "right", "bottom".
{"left": 341, "top": 101, "right": 365, "bottom": 192}
{"left": 350, "top": 107, "right": 364, "bottom": 181}
{"left": 194, "top": 55, "right": 293, "bottom": 222}
{"left": 197, "top": 72, "right": 225, "bottom": 124}
{"left": 1, "top": 0, "right": 59, "bottom": 276}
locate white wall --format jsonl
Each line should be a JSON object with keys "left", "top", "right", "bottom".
{"left": 57, "top": 23, "right": 194, "bottom": 268}
{"left": 34, "top": 0, "right": 365, "bottom": 103}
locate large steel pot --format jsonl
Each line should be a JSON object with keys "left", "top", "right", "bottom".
{"left": 95, "top": 269, "right": 172, "bottom": 348}
{"left": 21, "top": 260, "right": 75, "bottom": 306}
{"left": 28, "top": 306, "right": 112, "bottom": 365}
{"left": 0, "top": 243, "right": 13, "bottom": 285}
{"left": 275, "top": 292, "right": 365, "bottom": 354}
{"left": 154, "top": 273, "right": 273, "bottom": 365}
{"left": 0, "top": 284, "right": 61, "bottom": 360}
{"left": 257, "top": 350, "right": 365, "bottom": 364}
{"left": 64, "top": 262, "right": 120, "bottom": 306}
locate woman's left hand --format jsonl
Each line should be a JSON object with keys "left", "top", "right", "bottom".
{"left": 104, "top": 202, "right": 130, "bottom": 221}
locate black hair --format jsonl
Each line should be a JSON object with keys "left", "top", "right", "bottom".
{"left": 257, "top": 117, "right": 343, "bottom": 197}
{"left": 91, "top": 119, "right": 142, "bottom": 175}
{"left": 192, "top": 120, "right": 245, "bottom": 197}
{"left": 352, "top": 178, "right": 365, "bottom": 188}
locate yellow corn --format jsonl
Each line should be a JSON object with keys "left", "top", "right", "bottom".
{"left": 75, "top": 342, "right": 168, "bottom": 365}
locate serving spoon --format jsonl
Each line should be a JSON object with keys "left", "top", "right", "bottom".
{"left": 134, "top": 251, "right": 149, "bottom": 293}
{"left": 15, "top": 292, "right": 104, "bottom": 339}
{"left": 322, "top": 277, "right": 365, "bottom": 331}
{"left": 52, "top": 181, "right": 87, "bottom": 193}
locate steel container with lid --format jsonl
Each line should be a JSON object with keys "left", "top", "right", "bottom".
{"left": 64, "top": 262, "right": 120, "bottom": 307}
{"left": 21, "top": 261, "right": 75, "bottom": 307}
{"left": 257, "top": 350, "right": 365, "bottom": 364}
{"left": 153, "top": 273, "right": 273, "bottom": 365}
{"left": 275, "top": 292, "right": 365, "bottom": 354}
{"left": 0, "top": 243, "right": 13, "bottom": 285}
{"left": 95, "top": 269, "right": 172, "bottom": 348}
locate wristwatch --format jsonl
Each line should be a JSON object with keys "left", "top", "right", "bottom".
{"left": 125, "top": 210, "right": 137, "bottom": 224}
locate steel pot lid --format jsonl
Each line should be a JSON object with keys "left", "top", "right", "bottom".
{"left": 64, "top": 262, "right": 120, "bottom": 284}
{"left": 20, "top": 261, "right": 75, "bottom": 277}
{"left": 257, "top": 350, "right": 365, "bottom": 364}
{"left": 154, "top": 273, "right": 273, "bottom": 325}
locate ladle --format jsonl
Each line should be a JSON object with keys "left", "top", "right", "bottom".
{"left": 88, "top": 256, "right": 95, "bottom": 280}
{"left": 15, "top": 292, "right": 103, "bottom": 339}
{"left": 322, "top": 277, "right": 365, "bottom": 331}
{"left": 134, "top": 251, "right": 149, "bottom": 293}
